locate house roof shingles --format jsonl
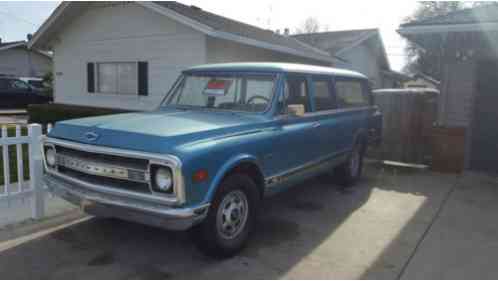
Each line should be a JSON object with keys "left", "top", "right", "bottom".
{"left": 402, "top": 3, "right": 498, "bottom": 27}
{"left": 153, "top": 1, "right": 330, "bottom": 60}
{"left": 292, "top": 29, "right": 378, "bottom": 55}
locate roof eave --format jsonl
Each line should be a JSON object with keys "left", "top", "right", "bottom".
{"left": 398, "top": 22, "right": 498, "bottom": 36}
{"left": 0, "top": 42, "right": 26, "bottom": 52}
{"left": 28, "top": 2, "right": 71, "bottom": 49}
{"left": 30, "top": 1, "right": 333, "bottom": 64}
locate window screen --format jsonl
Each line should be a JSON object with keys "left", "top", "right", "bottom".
{"left": 97, "top": 62, "right": 138, "bottom": 95}
{"left": 285, "top": 76, "right": 311, "bottom": 113}
{"left": 312, "top": 79, "right": 335, "bottom": 111}
{"left": 335, "top": 80, "right": 368, "bottom": 108}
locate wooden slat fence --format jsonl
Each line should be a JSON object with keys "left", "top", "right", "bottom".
{"left": 371, "top": 89, "right": 439, "bottom": 165}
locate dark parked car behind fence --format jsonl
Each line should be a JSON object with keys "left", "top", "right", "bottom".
{"left": 0, "top": 77, "right": 52, "bottom": 109}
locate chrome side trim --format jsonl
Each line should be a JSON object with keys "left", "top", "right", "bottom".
{"left": 265, "top": 149, "right": 349, "bottom": 188}
{"left": 42, "top": 137, "right": 186, "bottom": 206}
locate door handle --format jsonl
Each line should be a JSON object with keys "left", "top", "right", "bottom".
{"left": 312, "top": 122, "right": 321, "bottom": 128}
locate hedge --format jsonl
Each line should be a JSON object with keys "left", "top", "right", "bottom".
{"left": 28, "top": 103, "right": 130, "bottom": 125}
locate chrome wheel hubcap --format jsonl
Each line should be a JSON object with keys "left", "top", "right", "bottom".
{"left": 216, "top": 190, "right": 249, "bottom": 240}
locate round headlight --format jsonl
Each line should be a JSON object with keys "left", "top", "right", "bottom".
{"left": 45, "top": 147, "right": 56, "bottom": 167}
{"left": 154, "top": 167, "right": 173, "bottom": 192}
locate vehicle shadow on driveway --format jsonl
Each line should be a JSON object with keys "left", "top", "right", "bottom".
{"left": 0, "top": 164, "right": 455, "bottom": 279}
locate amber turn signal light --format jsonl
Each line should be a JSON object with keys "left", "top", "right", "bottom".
{"left": 193, "top": 169, "right": 209, "bottom": 183}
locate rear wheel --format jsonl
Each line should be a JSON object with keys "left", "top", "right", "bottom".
{"left": 193, "top": 174, "right": 259, "bottom": 258}
{"left": 335, "top": 140, "right": 365, "bottom": 187}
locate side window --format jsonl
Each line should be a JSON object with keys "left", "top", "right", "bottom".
{"left": 285, "top": 75, "right": 311, "bottom": 113}
{"left": 335, "top": 79, "right": 368, "bottom": 108}
{"left": 312, "top": 77, "right": 335, "bottom": 111}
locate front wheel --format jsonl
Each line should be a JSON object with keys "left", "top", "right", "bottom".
{"left": 193, "top": 174, "right": 259, "bottom": 258}
{"left": 334, "top": 140, "right": 365, "bottom": 187}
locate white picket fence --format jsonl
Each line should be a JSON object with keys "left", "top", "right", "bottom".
{"left": 0, "top": 124, "right": 50, "bottom": 220}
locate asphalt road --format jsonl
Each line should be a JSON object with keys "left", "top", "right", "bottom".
{"left": 0, "top": 165, "right": 495, "bottom": 279}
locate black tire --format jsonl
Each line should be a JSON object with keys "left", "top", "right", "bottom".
{"left": 335, "top": 139, "right": 366, "bottom": 187}
{"left": 193, "top": 174, "right": 260, "bottom": 258}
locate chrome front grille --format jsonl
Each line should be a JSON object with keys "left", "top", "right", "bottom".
{"left": 55, "top": 153, "right": 149, "bottom": 183}
{"left": 53, "top": 145, "right": 151, "bottom": 194}
{"left": 42, "top": 137, "right": 186, "bottom": 206}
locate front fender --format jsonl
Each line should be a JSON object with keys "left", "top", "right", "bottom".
{"left": 203, "top": 154, "right": 263, "bottom": 203}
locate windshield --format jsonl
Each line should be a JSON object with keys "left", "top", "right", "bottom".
{"left": 162, "top": 74, "right": 276, "bottom": 113}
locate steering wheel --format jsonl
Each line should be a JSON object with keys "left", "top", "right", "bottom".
{"left": 247, "top": 95, "right": 270, "bottom": 105}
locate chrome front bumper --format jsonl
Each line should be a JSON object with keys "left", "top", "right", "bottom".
{"left": 44, "top": 174, "right": 209, "bottom": 231}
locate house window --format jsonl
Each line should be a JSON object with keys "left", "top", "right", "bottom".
{"left": 96, "top": 62, "right": 138, "bottom": 95}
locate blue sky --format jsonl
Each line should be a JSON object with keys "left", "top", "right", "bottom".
{"left": 0, "top": 1, "right": 418, "bottom": 71}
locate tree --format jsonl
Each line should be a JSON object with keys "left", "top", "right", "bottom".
{"left": 403, "top": 2, "right": 486, "bottom": 79}
{"left": 403, "top": 2, "right": 465, "bottom": 79}
{"left": 294, "top": 17, "right": 327, "bottom": 34}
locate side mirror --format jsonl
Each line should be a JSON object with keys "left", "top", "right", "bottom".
{"left": 287, "top": 104, "right": 305, "bottom": 117}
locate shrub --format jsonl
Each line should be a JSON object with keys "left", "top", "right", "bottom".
{"left": 28, "top": 103, "right": 130, "bottom": 125}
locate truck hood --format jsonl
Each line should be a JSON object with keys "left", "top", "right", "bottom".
{"left": 48, "top": 110, "right": 269, "bottom": 154}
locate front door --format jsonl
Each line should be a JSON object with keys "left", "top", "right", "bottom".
{"left": 470, "top": 61, "right": 498, "bottom": 173}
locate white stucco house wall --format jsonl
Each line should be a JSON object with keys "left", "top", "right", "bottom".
{"left": 0, "top": 40, "right": 52, "bottom": 77}
{"left": 29, "top": 2, "right": 335, "bottom": 111}
{"left": 293, "top": 29, "right": 404, "bottom": 89}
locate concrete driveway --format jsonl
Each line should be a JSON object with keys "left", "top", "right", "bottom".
{"left": 0, "top": 164, "right": 496, "bottom": 279}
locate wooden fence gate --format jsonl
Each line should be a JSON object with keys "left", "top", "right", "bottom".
{"left": 372, "top": 89, "right": 439, "bottom": 165}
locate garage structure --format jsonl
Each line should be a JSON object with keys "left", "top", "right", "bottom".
{"left": 398, "top": 4, "right": 498, "bottom": 174}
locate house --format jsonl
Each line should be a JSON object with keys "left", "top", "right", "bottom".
{"left": 398, "top": 3, "right": 498, "bottom": 174}
{"left": 28, "top": 2, "right": 337, "bottom": 111}
{"left": 404, "top": 73, "right": 440, "bottom": 89}
{"left": 293, "top": 29, "right": 403, "bottom": 88}
{"left": 0, "top": 38, "right": 52, "bottom": 78}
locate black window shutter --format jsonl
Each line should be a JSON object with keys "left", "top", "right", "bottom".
{"left": 87, "top": 63, "right": 95, "bottom": 93}
{"left": 138, "top": 61, "right": 148, "bottom": 96}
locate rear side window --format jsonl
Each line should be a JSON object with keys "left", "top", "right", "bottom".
{"left": 335, "top": 79, "right": 368, "bottom": 108}
{"left": 285, "top": 75, "right": 312, "bottom": 113}
{"left": 312, "top": 78, "right": 335, "bottom": 111}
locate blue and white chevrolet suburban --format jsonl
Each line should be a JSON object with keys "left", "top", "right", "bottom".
{"left": 42, "top": 63, "right": 382, "bottom": 257}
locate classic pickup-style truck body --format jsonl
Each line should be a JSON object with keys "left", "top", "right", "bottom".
{"left": 43, "top": 63, "right": 382, "bottom": 257}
